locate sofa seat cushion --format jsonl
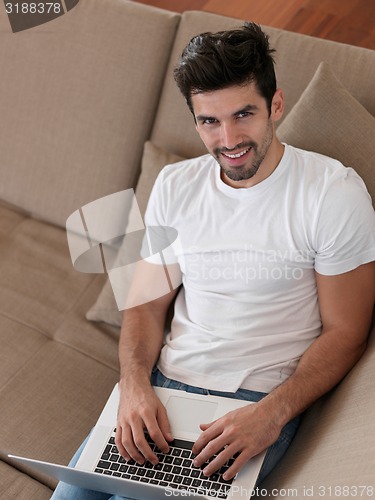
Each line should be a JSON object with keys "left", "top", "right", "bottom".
{"left": 0, "top": 203, "right": 94, "bottom": 333}
{"left": 54, "top": 273, "right": 121, "bottom": 368}
{"left": 0, "top": 203, "right": 122, "bottom": 493}
{"left": 0, "top": 461, "right": 52, "bottom": 500}
{"left": 0, "top": 315, "right": 49, "bottom": 389}
{"left": 1, "top": 341, "right": 118, "bottom": 490}
{"left": 0, "top": 202, "right": 121, "bottom": 487}
{"left": 0, "top": 201, "right": 121, "bottom": 365}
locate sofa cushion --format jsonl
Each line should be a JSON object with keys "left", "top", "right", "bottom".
{"left": 0, "top": 201, "right": 121, "bottom": 490}
{"left": 86, "top": 141, "right": 185, "bottom": 327}
{"left": 134, "top": 141, "right": 185, "bottom": 219}
{"left": 0, "top": 0, "right": 179, "bottom": 227}
{"left": 0, "top": 202, "right": 119, "bottom": 368}
{"left": 0, "top": 205, "right": 93, "bottom": 334}
{"left": 277, "top": 61, "right": 375, "bottom": 204}
{"left": 0, "top": 461, "right": 52, "bottom": 499}
{"left": 55, "top": 273, "right": 120, "bottom": 368}
{"left": 1, "top": 341, "right": 118, "bottom": 489}
{"left": 0, "top": 316, "right": 48, "bottom": 389}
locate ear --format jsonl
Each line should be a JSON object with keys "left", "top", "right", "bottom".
{"left": 271, "top": 88, "right": 284, "bottom": 122}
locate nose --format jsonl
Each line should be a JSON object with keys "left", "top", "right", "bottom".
{"left": 220, "top": 122, "right": 241, "bottom": 150}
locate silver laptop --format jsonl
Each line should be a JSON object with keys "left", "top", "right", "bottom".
{"left": 9, "top": 384, "right": 266, "bottom": 499}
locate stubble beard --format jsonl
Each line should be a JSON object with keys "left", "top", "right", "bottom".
{"left": 214, "top": 121, "right": 274, "bottom": 183}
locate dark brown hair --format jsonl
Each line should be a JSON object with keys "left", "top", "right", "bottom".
{"left": 174, "top": 22, "right": 276, "bottom": 115}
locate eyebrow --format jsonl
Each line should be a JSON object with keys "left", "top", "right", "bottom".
{"left": 195, "top": 104, "right": 259, "bottom": 123}
{"left": 234, "top": 104, "right": 259, "bottom": 116}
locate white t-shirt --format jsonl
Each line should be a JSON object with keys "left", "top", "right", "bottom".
{"left": 144, "top": 144, "right": 375, "bottom": 393}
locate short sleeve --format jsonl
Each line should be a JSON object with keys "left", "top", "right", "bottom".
{"left": 314, "top": 167, "right": 375, "bottom": 275}
{"left": 141, "top": 168, "right": 182, "bottom": 269}
{"left": 144, "top": 169, "right": 167, "bottom": 228}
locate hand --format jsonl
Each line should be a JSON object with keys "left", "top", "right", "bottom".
{"left": 192, "top": 403, "right": 281, "bottom": 481}
{"left": 115, "top": 382, "right": 174, "bottom": 466}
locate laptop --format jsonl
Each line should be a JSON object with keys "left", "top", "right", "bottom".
{"left": 9, "top": 384, "right": 266, "bottom": 499}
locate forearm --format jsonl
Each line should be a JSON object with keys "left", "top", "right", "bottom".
{"left": 118, "top": 258, "right": 181, "bottom": 390}
{"left": 116, "top": 297, "right": 176, "bottom": 463}
{"left": 115, "top": 262, "right": 180, "bottom": 462}
{"left": 258, "top": 326, "right": 368, "bottom": 428}
{"left": 118, "top": 305, "right": 165, "bottom": 390}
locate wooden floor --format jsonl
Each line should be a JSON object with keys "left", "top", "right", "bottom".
{"left": 134, "top": 0, "right": 375, "bottom": 50}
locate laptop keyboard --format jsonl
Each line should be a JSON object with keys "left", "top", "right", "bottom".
{"left": 94, "top": 430, "right": 234, "bottom": 498}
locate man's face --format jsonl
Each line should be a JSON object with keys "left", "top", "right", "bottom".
{"left": 192, "top": 82, "right": 284, "bottom": 188}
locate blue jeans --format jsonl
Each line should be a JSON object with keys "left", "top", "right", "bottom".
{"left": 51, "top": 369, "right": 300, "bottom": 499}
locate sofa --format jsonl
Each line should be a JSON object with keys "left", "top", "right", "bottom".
{"left": 0, "top": 0, "right": 374, "bottom": 498}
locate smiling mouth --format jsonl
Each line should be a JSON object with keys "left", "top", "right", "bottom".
{"left": 222, "top": 148, "right": 250, "bottom": 159}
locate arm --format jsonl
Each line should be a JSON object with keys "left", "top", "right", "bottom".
{"left": 193, "top": 262, "right": 375, "bottom": 480}
{"left": 115, "top": 260, "right": 179, "bottom": 465}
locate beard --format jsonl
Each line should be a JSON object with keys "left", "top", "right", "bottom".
{"left": 213, "top": 120, "right": 274, "bottom": 183}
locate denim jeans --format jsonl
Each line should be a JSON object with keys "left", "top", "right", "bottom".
{"left": 51, "top": 369, "right": 300, "bottom": 499}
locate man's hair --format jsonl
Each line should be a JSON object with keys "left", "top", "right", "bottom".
{"left": 173, "top": 22, "right": 277, "bottom": 115}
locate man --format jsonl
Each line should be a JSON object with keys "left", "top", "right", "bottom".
{"left": 52, "top": 22, "right": 375, "bottom": 499}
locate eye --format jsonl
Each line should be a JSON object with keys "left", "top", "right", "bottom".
{"left": 237, "top": 111, "right": 253, "bottom": 119}
{"left": 202, "top": 118, "right": 218, "bottom": 125}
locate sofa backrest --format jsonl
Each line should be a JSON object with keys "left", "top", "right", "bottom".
{"left": 0, "top": 0, "right": 179, "bottom": 227}
{"left": 150, "top": 10, "right": 375, "bottom": 158}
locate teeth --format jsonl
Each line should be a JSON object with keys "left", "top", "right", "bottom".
{"left": 224, "top": 149, "right": 249, "bottom": 159}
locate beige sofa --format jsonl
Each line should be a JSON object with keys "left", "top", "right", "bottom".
{"left": 0, "top": 1, "right": 374, "bottom": 498}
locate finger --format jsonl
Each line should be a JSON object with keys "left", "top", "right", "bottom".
{"left": 193, "top": 434, "right": 227, "bottom": 468}
{"left": 154, "top": 404, "right": 174, "bottom": 450}
{"left": 221, "top": 451, "right": 250, "bottom": 481}
{"left": 115, "top": 426, "right": 131, "bottom": 461}
{"left": 137, "top": 403, "right": 172, "bottom": 457}
{"left": 145, "top": 421, "right": 170, "bottom": 455}
{"left": 119, "top": 426, "right": 146, "bottom": 464}
{"left": 201, "top": 446, "right": 236, "bottom": 478}
{"left": 132, "top": 424, "right": 159, "bottom": 465}
{"left": 192, "top": 421, "right": 221, "bottom": 456}
{"left": 118, "top": 420, "right": 151, "bottom": 465}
